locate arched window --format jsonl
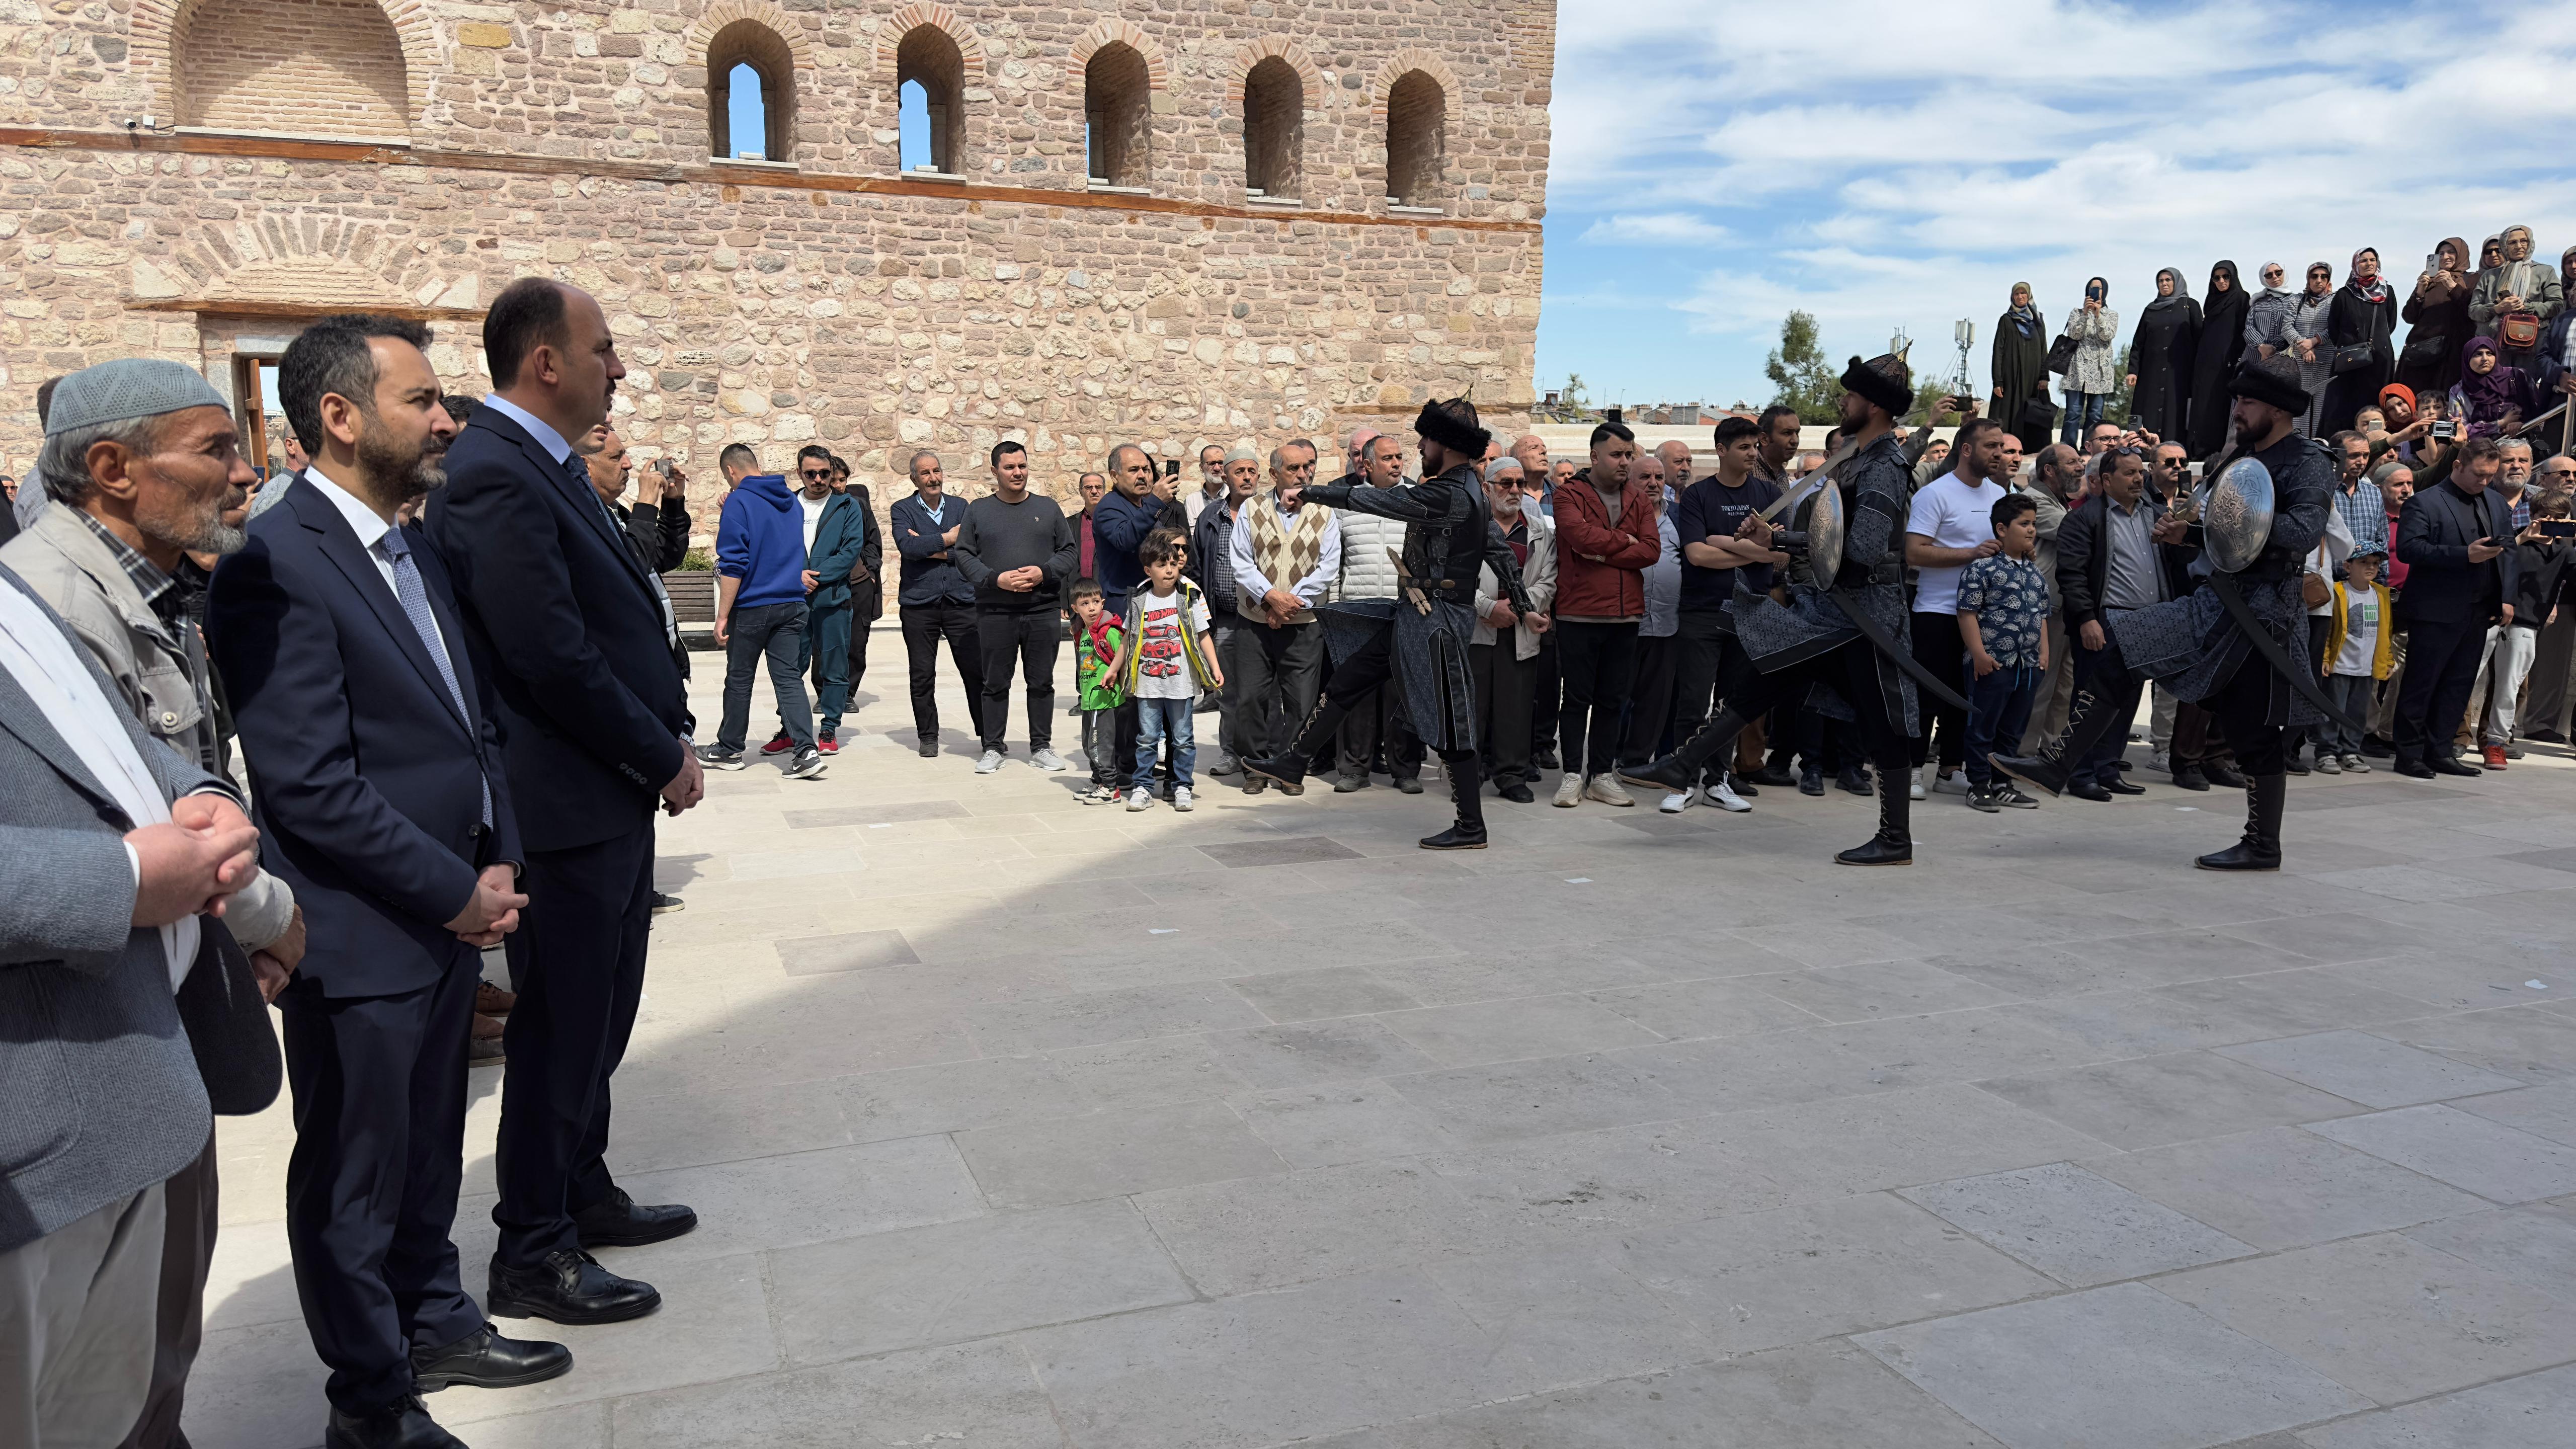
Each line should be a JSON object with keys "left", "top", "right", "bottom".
{"left": 1385, "top": 70, "right": 1447, "bottom": 208}
{"left": 174, "top": 0, "right": 409, "bottom": 139}
{"left": 896, "top": 25, "right": 964, "bottom": 176}
{"left": 1084, "top": 42, "right": 1151, "bottom": 188}
{"left": 1241, "top": 56, "right": 1303, "bottom": 201}
{"left": 707, "top": 21, "right": 794, "bottom": 161}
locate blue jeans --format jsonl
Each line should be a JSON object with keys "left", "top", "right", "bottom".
{"left": 2320, "top": 673, "right": 2373, "bottom": 756}
{"left": 2059, "top": 391, "right": 2107, "bottom": 445}
{"left": 717, "top": 599, "right": 813, "bottom": 751}
{"left": 1963, "top": 663, "right": 2038, "bottom": 787}
{"left": 1133, "top": 695, "right": 1194, "bottom": 790}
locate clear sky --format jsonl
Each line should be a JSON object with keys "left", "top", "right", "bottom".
{"left": 1534, "top": 0, "right": 2576, "bottom": 412}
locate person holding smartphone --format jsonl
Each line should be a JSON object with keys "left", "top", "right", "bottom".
{"left": 2057, "top": 278, "right": 2120, "bottom": 446}
{"left": 2391, "top": 436, "right": 2520, "bottom": 776}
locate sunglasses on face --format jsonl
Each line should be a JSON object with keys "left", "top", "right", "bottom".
{"left": 800, "top": 468, "right": 833, "bottom": 479}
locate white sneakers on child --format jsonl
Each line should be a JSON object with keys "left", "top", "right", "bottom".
{"left": 1173, "top": 786, "right": 1194, "bottom": 812}
{"left": 1125, "top": 787, "right": 1153, "bottom": 812}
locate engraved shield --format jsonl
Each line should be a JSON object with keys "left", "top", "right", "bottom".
{"left": 2203, "top": 455, "right": 2276, "bottom": 575}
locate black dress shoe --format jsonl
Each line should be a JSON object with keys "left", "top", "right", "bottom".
{"left": 574, "top": 1188, "right": 697, "bottom": 1249}
{"left": 2394, "top": 758, "right": 2436, "bottom": 778}
{"left": 2427, "top": 753, "right": 2482, "bottom": 777}
{"left": 2360, "top": 734, "right": 2395, "bottom": 758}
{"left": 1727, "top": 775, "right": 1757, "bottom": 797}
{"left": 411, "top": 1322, "right": 573, "bottom": 1393}
{"left": 2202, "top": 760, "right": 2248, "bottom": 788}
{"left": 1532, "top": 747, "right": 1561, "bottom": 771}
{"left": 1616, "top": 754, "right": 1692, "bottom": 793}
{"left": 2283, "top": 756, "right": 2310, "bottom": 776}
{"left": 2068, "top": 778, "right": 2114, "bottom": 802}
{"left": 488, "top": 1250, "right": 661, "bottom": 1326}
{"left": 1836, "top": 765, "right": 1873, "bottom": 796}
{"left": 1749, "top": 760, "right": 1797, "bottom": 787}
{"left": 326, "top": 1395, "right": 464, "bottom": 1449}
{"left": 1497, "top": 780, "right": 1534, "bottom": 803}
{"left": 2529, "top": 727, "right": 2567, "bottom": 744}
{"left": 2168, "top": 765, "right": 2210, "bottom": 790}
{"left": 1418, "top": 823, "right": 1488, "bottom": 850}
{"left": 2101, "top": 775, "right": 2147, "bottom": 795}
{"left": 917, "top": 738, "right": 939, "bottom": 759}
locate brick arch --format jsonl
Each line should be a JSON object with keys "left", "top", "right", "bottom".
{"left": 1066, "top": 19, "right": 1168, "bottom": 90}
{"left": 873, "top": 2, "right": 986, "bottom": 82}
{"left": 128, "top": 0, "right": 438, "bottom": 129}
{"left": 686, "top": 0, "right": 814, "bottom": 70}
{"left": 1369, "top": 50, "right": 1462, "bottom": 123}
{"left": 128, "top": 209, "right": 477, "bottom": 313}
{"left": 1220, "top": 36, "right": 1319, "bottom": 109}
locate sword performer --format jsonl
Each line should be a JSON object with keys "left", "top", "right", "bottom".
{"left": 1620, "top": 354, "right": 1926, "bottom": 865}
{"left": 1245, "top": 397, "right": 1532, "bottom": 849}
{"left": 1991, "top": 352, "right": 2338, "bottom": 870}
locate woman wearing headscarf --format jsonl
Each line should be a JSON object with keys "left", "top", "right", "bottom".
{"left": 1990, "top": 281, "right": 2053, "bottom": 451}
{"left": 2058, "top": 277, "right": 2119, "bottom": 445}
{"left": 2186, "top": 261, "right": 2251, "bottom": 458}
{"left": 2536, "top": 246, "right": 2576, "bottom": 410}
{"left": 2286, "top": 261, "right": 2336, "bottom": 433}
{"left": 2450, "top": 337, "right": 2539, "bottom": 440}
{"left": 2124, "top": 266, "right": 2199, "bottom": 441}
{"left": 2243, "top": 263, "right": 2295, "bottom": 361}
{"left": 2470, "top": 225, "right": 2563, "bottom": 376}
{"left": 2318, "top": 248, "right": 2397, "bottom": 434}
{"left": 2399, "top": 237, "right": 2475, "bottom": 393}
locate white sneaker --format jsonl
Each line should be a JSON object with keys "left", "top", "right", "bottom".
{"left": 1658, "top": 788, "right": 1693, "bottom": 814}
{"left": 1172, "top": 785, "right": 1194, "bottom": 812}
{"left": 1908, "top": 776, "right": 1927, "bottom": 801}
{"left": 2147, "top": 749, "right": 2171, "bottom": 773}
{"left": 1931, "top": 771, "right": 1973, "bottom": 796}
{"left": 1125, "top": 787, "right": 1153, "bottom": 812}
{"left": 1706, "top": 778, "right": 1753, "bottom": 813}
{"left": 1552, "top": 773, "right": 1584, "bottom": 808}
{"left": 975, "top": 749, "right": 1004, "bottom": 774}
{"left": 2314, "top": 753, "right": 2343, "bottom": 775}
{"left": 1031, "top": 748, "right": 1070, "bottom": 772}
{"left": 2342, "top": 753, "right": 2371, "bottom": 773}
{"left": 1584, "top": 774, "right": 1635, "bottom": 807}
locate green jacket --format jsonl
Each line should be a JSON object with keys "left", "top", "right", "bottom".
{"left": 1119, "top": 578, "right": 1217, "bottom": 696}
{"left": 1076, "top": 618, "right": 1126, "bottom": 710}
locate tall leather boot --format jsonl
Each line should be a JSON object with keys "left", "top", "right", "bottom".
{"left": 1617, "top": 705, "right": 1751, "bottom": 795}
{"left": 1989, "top": 670, "right": 2128, "bottom": 797}
{"left": 1245, "top": 697, "right": 1349, "bottom": 796}
{"left": 1420, "top": 750, "right": 1488, "bottom": 850}
{"left": 1835, "top": 761, "right": 1913, "bottom": 865}
{"left": 2195, "top": 771, "right": 2284, "bottom": 870}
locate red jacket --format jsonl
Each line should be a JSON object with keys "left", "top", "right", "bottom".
{"left": 1551, "top": 468, "right": 1664, "bottom": 619}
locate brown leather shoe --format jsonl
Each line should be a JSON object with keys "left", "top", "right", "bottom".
{"left": 474, "top": 981, "right": 516, "bottom": 1015}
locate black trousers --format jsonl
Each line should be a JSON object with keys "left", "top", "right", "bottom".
{"left": 848, "top": 606, "right": 877, "bottom": 693}
{"left": 281, "top": 954, "right": 483, "bottom": 1414}
{"left": 1725, "top": 640, "right": 1909, "bottom": 774}
{"left": 1233, "top": 620, "right": 1325, "bottom": 759}
{"left": 494, "top": 824, "right": 654, "bottom": 1269}
{"left": 2206, "top": 651, "right": 2290, "bottom": 776}
{"left": 1672, "top": 611, "right": 1759, "bottom": 784}
{"left": 1472, "top": 641, "right": 1538, "bottom": 786}
{"left": 2071, "top": 626, "right": 2145, "bottom": 785}
{"left": 1556, "top": 620, "right": 1640, "bottom": 776}
{"left": 2281, "top": 614, "right": 2334, "bottom": 758}
{"left": 975, "top": 609, "right": 1061, "bottom": 753}
{"left": 900, "top": 601, "right": 986, "bottom": 744}
{"left": 1619, "top": 631, "right": 1680, "bottom": 766}
{"left": 2393, "top": 615, "right": 2491, "bottom": 764}
{"left": 1319, "top": 617, "right": 1477, "bottom": 772}
{"left": 1530, "top": 632, "right": 1561, "bottom": 757}
{"left": 1908, "top": 610, "right": 1970, "bottom": 771}
{"left": 1337, "top": 680, "right": 1423, "bottom": 780}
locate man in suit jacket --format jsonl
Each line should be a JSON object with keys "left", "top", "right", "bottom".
{"left": 214, "top": 316, "right": 570, "bottom": 1449}
{"left": 582, "top": 426, "right": 690, "bottom": 678}
{"left": 0, "top": 554, "right": 261, "bottom": 1449}
{"left": 787, "top": 445, "right": 870, "bottom": 753}
{"left": 2053, "top": 446, "right": 2189, "bottom": 799}
{"left": 2393, "top": 435, "right": 2520, "bottom": 776}
{"left": 421, "top": 280, "right": 703, "bottom": 1330}
{"left": 830, "top": 455, "right": 883, "bottom": 698}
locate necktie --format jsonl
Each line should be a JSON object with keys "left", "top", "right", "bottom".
{"left": 579, "top": 456, "right": 679, "bottom": 647}
{"left": 377, "top": 527, "right": 493, "bottom": 828}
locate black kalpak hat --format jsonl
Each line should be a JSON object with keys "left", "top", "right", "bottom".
{"left": 1840, "top": 354, "right": 1913, "bottom": 418}
{"left": 2230, "top": 352, "right": 2311, "bottom": 417}
{"left": 1415, "top": 396, "right": 1491, "bottom": 457}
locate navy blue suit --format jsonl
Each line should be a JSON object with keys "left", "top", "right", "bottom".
{"left": 2392, "top": 478, "right": 2520, "bottom": 764}
{"left": 209, "top": 476, "right": 517, "bottom": 1414}
{"left": 423, "top": 403, "right": 690, "bottom": 1269}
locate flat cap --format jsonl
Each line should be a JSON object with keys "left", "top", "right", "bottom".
{"left": 44, "top": 358, "right": 228, "bottom": 438}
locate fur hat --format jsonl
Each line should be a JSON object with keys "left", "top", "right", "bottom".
{"left": 2230, "top": 352, "right": 2311, "bottom": 417}
{"left": 1414, "top": 396, "right": 1491, "bottom": 458}
{"left": 1840, "top": 354, "right": 1913, "bottom": 418}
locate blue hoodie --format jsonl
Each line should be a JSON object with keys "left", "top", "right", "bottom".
{"left": 714, "top": 473, "right": 807, "bottom": 609}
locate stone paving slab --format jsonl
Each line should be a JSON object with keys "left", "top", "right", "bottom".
{"left": 185, "top": 657, "right": 2576, "bottom": 1446}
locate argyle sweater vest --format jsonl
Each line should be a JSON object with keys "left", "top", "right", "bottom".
{"left": 1241, "top": 497, "right": 1332, "bottom": 623}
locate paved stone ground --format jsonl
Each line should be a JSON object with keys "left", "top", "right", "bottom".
{"left": 191, "top": 644, "right": 2576, "bottom": 1448}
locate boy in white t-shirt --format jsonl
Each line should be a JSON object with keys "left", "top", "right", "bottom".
{"left": 1107, "top": 528, "right": 1225, "bottom": 812}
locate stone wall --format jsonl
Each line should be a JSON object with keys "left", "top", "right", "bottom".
{"left": 0, "top": 0, "right": 1553, "bottom": 539}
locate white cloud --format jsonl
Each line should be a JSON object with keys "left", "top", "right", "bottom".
{"left": 1535, "top": 0, "right": 2576, "bottom": 404}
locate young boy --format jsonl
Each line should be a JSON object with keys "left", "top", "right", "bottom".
{"left": 1956, "top": 493, "right": 2051, "bottom": 813}
{"left": 1069, "top": 577, "right": 1126, "bottom": 802}
{"left": 2321, "top": 547, "right": 2391, "bottom": 773}
{"left": 1107, "top": 529, "right": 1223, "bottom": 812}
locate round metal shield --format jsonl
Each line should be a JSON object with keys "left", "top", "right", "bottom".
{"left": 2204, "top": 455, "right": 2276, "bottom": 574}
{"left": 1798, "top": 471, "right": 1846, "bottom": 585}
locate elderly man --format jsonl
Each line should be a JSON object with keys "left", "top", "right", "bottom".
{"left": 1329, "top": 434, "right": 1423, "bottom": 793}
{"left": 2, "top": 359, "right": 303, "bottom": 1449}
{"left": 1473, "top": 457, "right": 1555, "bottom": 801}
{"left": 1655, "top": 439, "right": 1695, "bottom": 497}
{"left": 890, "top": 450, "right": 984, "bottom": 757}
{"left": 1184, "top": 442, "right": 1229, "bottom": 528}
{"left": 1229, "top": 440, "right": 1339, "bottom": 793}
{"left": 1072, "top": 468, "right": 1108, "bottom": 581}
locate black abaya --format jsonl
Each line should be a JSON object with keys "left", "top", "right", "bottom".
{"left": 2316, "top": 285, "right": 2398, "bottom": 435}
{"left": 1991, "top": 307, "right": 2053, "bottom": 451}
{"left": 2128, "top": 271, "right": 2200, "bottom": 442}
{"left": 2186, "top": 263, "right": 2251, "bottom": 459}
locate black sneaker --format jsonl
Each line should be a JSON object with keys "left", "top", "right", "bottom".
{"left": 1998, "top": 784, "right": 2041, "bottom": 810}
{"left": 650, "top": 892, "right": 684, "bottom": 914}
{"left": 783, "top": 746, "right": 828, "bottom": 780}
{"left": 918, "top": 738, "right": 939, "bottom": 759}
{"left": 695, "top": 743, "right": 747, "bottom": 771}
{"left": 1965, "top": 783, "right": 2001, "bottom": 813}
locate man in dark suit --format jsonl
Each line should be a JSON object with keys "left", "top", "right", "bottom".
{"left": 2393, "top": 435, "right": 2520, "bottom": 777}
{"left": 2053, "top": 446, "right": 2188, "bottom": 800}
{"left": 831, "top": 454, "right": 883, "bottom": 699}
{"left": 423, "top": 279, "right": 703, "bottom": 1330}
{"left": 213, "top": 316, "right": 568, "bottom": 1449}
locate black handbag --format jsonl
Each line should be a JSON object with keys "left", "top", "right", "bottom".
{"left": 2331, "top": 300, "right": 2387, "bottom": 377}
{"left": 2398, "top": 333, "right": 2449, "bottom": 372}
{"left": 2019, "top": 393, "right": 2059, "bottom": 434}
{"left": 2045, "top": 332, "right": 2079, "bottom": 375}
{"left": 175, "top": 920, "right": 282, "bottom": 1116}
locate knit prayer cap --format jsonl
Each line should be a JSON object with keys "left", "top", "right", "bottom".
{"left": 44, "top": 358, "right": 228, "bottom": 437}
